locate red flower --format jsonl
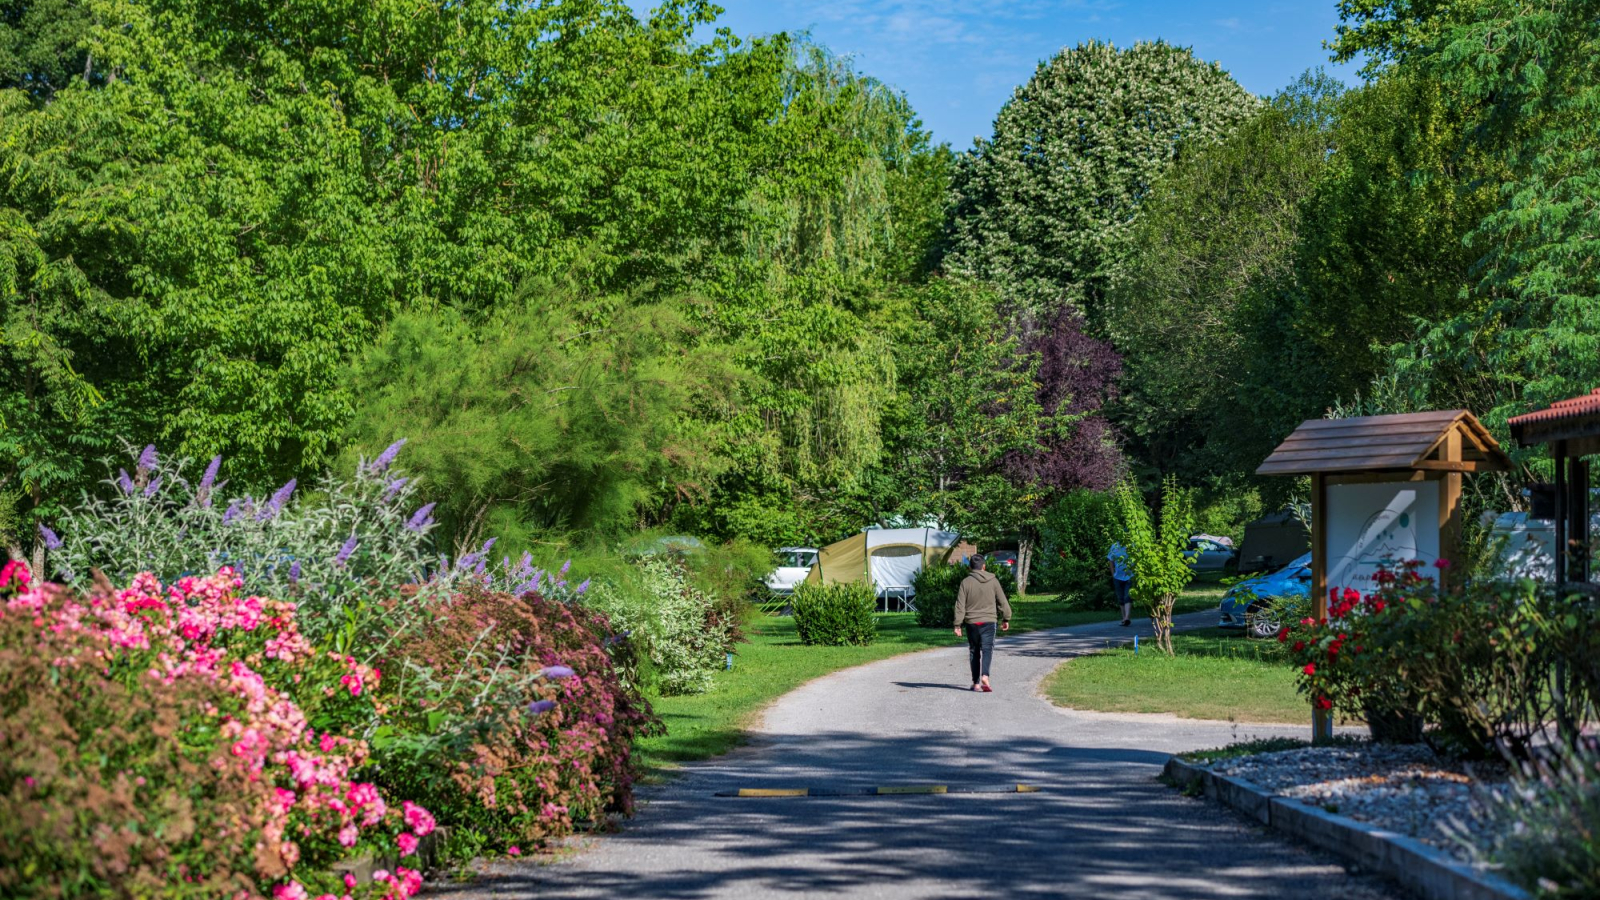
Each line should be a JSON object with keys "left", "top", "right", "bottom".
{"left": 1303, "top": 663, "right": 1317, "bottom": 676}
{"left": 1314, "top": 696, "right": 1333, "bottom": 711}
{"left": 1277, "top": 627, "right": 1290, "bottom": 643}
{"left": 1292, "top": 641, "right": 1306, "bottom": 652}
{"left": 1433, "top": 558, "right": 1452, "bottom": 570}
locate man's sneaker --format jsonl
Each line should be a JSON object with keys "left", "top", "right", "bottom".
{"left": 1120, "top": 619, "right": 1131, "bottom": 627}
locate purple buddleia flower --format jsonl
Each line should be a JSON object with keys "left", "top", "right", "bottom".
{"left": 455, "top": 552, "right": 480, "bottom": 572}
{"left": 382, "top": 477, "right": 408, "bottom": 501}
{"left": 474, "top": 556, "right": 487, "bottom": 576}
{"left": 197, "top": 455, "right": 222, "bottom": 507}
{"left": 559, "top": 559, "right": 571, "bottom": 576}
{"left": 118, "top": 469, "right": 136, "bottom": 494}
{"left": 406, "top": 503, "right": 436, "bottom": 532}
{"left": 334, "top": 535, "right": 359, "bottom": 568}
{"left": 540, "top": 665, "right": 575, "bottom": 680}
{"left": 289, "top": 560, "right": 301, "bottom": 582}
{"left": 368, "top": 438, "right": 407, "bottom": 474}
{"left": 199, "top": 455, "right": 221, "bottom": 493}
{"left": 38, "top": 524, "right": 63, "bottom": 550}
{"left": 136, "top": 444, "right": 158, "bottom": 476}
{"left": 223, "top": 499, "right": 243, "bottom": 524}
{"left": 575, "top": 578, "right": 590, "bottom": 595}
{"left": 258, "top": 478, "right": 296, "bottom": 520}
{"left": 527, "top": 699, "right": 556, "bottom": 717}
{"left": 143, "top": 476, "right": 162, "bottom": 498}
{"left": 481, "top": 537, "right": 497, "bottom": 555}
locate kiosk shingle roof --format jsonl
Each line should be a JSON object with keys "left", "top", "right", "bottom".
{"left": 1256, "top": 410, "right": 1510, "bottom": 476}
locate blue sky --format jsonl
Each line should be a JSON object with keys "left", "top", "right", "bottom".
{"left": 629, "top": 1, "right": 1363, "bottom": 148}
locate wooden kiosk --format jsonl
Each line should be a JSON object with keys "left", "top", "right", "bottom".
{"left": 1256, "top": 410, "right": 1512, "bottom": 741}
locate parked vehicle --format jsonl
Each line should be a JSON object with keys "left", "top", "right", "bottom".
{"left": 764, "top": 547, "right": 818, "bottom": 596}
{"left": 1217, "top": 552, "right": 1311, "bottom": 638}
{"left": 1186, "top": 535, "right": 1239, "bottom": 573}
{"left": 985, "top": 550, "right": 1018, "bottom": 570}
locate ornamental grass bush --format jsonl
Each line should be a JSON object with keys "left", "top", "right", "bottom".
{"left": 1479, "top": 746, "right": 1600, "bottom": 898}
{"left": 914, "top": 563, "right": 966, "bottom": 628}
{"left": 791, "top": 582, "right": 877, "bottom": 646}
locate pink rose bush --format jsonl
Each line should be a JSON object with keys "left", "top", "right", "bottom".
{"left": 0, "top": 567, "right": 430, "bottom": 899}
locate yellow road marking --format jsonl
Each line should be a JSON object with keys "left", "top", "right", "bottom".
{"left": 874, "top": 785, "right": 948, "bottom": 795}
{"left": 737, "top": 788, "right": 809, "bottom": 797}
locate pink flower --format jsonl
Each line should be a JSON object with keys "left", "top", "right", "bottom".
{"left": 273, "top": 883, "right": 308, "bottom": 900}
{"left": 344, "top": 873, "right": 357, "bottom": 890}
{"left": 372, "top": 870, "right": 389, "bottom": 882}
{"left": 338, "top": 823, "right": 359, "bottom": 848}
{"left": 397, "top": 832, "right": 418, "bottom": 856}
{"left": 507, "top": 846, "right": 521, "bottom": 856}
{"left": 402, "top": 801, "right": 436, "bottom": 836}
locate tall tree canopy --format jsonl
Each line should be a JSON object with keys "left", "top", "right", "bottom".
{"left": 945, "top": 39, "right": 1258, "bottom": 327}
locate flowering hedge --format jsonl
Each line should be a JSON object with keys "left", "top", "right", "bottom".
{"left": 0, "top": 563, "right": 430, "bottom": 899}
{"left": 381, "top": 584, "right": 660, "bottom": 848}
{"left": 1283, "top": 559, "right": 1598, "bottom": 756}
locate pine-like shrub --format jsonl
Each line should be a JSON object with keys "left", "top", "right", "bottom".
{"left": 914, "top": 563, "right": 967, "bottom": 628}
{"left": 791, "top": 582, "right": 877, "bottom": 646}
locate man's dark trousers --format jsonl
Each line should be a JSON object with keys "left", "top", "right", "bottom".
{"left": 965, "top": 621, "right": 996, "bottom": 683}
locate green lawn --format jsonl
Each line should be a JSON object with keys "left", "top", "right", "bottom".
{"left": 1041, "top": 626, "right": 1310, "bottom": 725}
{"left": 638, "top": 582, "right": 1230, "bottom": 771}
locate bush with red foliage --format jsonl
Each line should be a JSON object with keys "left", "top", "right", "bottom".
{"left": 382, "top": 585, "right": 659, "bottom": 848}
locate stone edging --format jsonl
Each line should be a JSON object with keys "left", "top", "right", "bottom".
{"left": 1162, "top": 757, "right": 1530, "bottom": 900}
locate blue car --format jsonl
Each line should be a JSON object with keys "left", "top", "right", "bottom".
{"left": 1217, "top": 552, "right": 1311, "bottom": 638}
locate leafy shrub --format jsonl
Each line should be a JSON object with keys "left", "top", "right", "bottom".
{"left": 1286, "top": 561, "right": 1599, "bottom": 756}
{"left": 914, "top": 563, "right": 967, "bottom": 627}
{"left": 1480, "top": 746, "right": 1600, "bottom": 898}
{"left": 582, "top": 555, "right": 737, "bottom": 696}
{"left": 383, "top": 585, "right": 659, "bottom": 849}
{"left": 1034, "top": 489, "right": 1117, "bottom": 599}
{"left": 0, "top": 565, "right": 431, "bottom": 899}
{"left": 791, "top": 582, "right": 877, "bottom": 646}
{"left": 1191, "top": 487, "right": 1263, "bottom": 546}
{"left": 989, "top": 559, "right": 1018, "bottom": 596}
{"left": 1110, "top": 478, "right": 1195, "bottom": 655}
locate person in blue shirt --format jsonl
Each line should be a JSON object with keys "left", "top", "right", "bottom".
{"left": 1108, "top": 542, "right": 1133, "bottom": 627}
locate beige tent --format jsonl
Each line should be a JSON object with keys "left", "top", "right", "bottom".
{"left": 804, "top": 528, "right": 964, "bottom": 597}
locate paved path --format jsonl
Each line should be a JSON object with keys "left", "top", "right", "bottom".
{"left": 441, "top": 613, "right": 1405, "bottom": 899}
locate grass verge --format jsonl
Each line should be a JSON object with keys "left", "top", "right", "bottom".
{"left": 1041, "top": 626, "right": 1307, "bottom": 724}
{"left": 639, "top": 581, "right": 1230, "bottom": 772}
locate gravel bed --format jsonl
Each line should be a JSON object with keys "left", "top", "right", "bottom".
{"left": 1203, "top": 742, "right": 1510, "bottom": 862}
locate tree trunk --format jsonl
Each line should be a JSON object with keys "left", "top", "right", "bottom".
{"left": 1017, "top": 532, "right": 1035, "bottom": 597}
{"left": 1154, "top": 593, "right": 1176, "bottom": 656}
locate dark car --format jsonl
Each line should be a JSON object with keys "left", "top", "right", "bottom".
{"left": 985, "top": 550, "right": 1017, "bottom": 570}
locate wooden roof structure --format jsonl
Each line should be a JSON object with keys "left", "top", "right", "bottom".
{"left": 1508, "top": 388, "right": 1600, "bottom": 456}
{"left": 1256, "top": 410, "right": 1512, "bottom": 477}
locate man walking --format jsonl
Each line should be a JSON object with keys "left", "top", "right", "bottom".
{"left": 953, "top": 556, "right": 1011, "bottom": 692}
{"left": 1108, "top": 541, "right": 1133, "bottom": 627}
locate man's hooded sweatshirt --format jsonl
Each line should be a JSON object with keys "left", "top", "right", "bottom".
{"left": 953, "top": 570, "right": 1012, "bottom": 626}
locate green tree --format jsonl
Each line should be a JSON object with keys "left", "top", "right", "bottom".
{"left": 1109, "top": 477, "right": 1194, "bottom": 656}
{"left": 1107, "top": 71, "right": 1341, "bottom": 480}
{"left": 0, "top": 0, "right": 99, "bottom": 103}
{"left": 945, "top": 40, "right": 1258, "bottom": 326}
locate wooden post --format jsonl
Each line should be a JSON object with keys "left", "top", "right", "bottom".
{"left": 1310, "top": 473, "right": 1332, "bottom": 744}
{"left": 1555, "top": 441, "right": 1568, "bottom": 595}
{"left": 1439, "top": 430, "right": 1463, "bottom": 592}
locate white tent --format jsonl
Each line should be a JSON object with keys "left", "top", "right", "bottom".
{"left": 805, "top": 527, "right": 962, "bottom": 601}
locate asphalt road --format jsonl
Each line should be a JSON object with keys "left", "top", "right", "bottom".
{"left": 438, "top": 612, "right": 1407, "bottom": 900}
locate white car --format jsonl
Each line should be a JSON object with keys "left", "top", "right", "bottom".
{"left": 764, "top": 547, "right": 818, "bottom": 595}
